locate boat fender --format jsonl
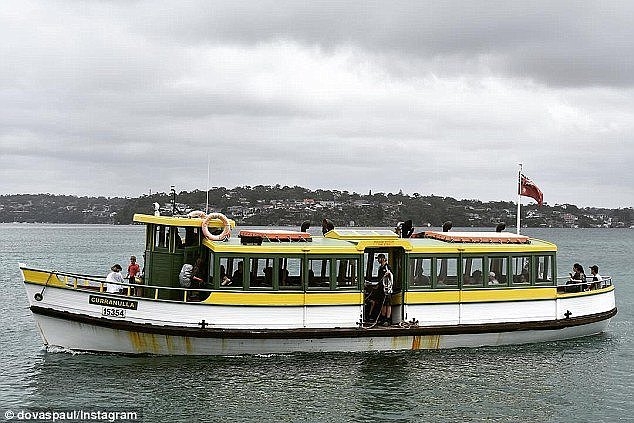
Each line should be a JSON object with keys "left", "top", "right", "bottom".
{"left": 34, "top": 292, "right": 43, "bottom": 301}
{"left": 188, "top": 210, "right": 206, "bottom": 219}
{"left": 202, "top": 212, "right": 231, "bottom": 241}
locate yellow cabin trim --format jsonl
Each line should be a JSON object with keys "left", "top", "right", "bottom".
{"left": 202, "top": 291, "right": 362, "bottom": 306}
{"left": 203, "top": 239, "right": 360, "bottom": 255}
{"left": 405, "top": 291, "right": 461, "bottom": 304}
{"left": 460, "top": 287, "right": 557, "bottom": 302}
{"left": 355, "top": 239, "right": 413, "bottom": 251}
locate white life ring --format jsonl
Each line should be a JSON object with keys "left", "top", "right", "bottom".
{"left": 188, "top": 210, "right": 206, "bottom": 219}
{"left": 202, "top": 212, "right": 231, "bottom": 241}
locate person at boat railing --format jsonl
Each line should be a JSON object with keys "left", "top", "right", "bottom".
{"left": 221, "top": 261, "right": 243, "bottom": 286}
{"left": 566, "top": 263, "right": 587, "bottom": 293}
{"left": 127, "top": 255, "right": 140, "bottom": 284}
{"left": 588, "top": 265, "right": 603, "bottom": 290}
{"left": 105, "top": 264, "right": 126, "bottom": 294}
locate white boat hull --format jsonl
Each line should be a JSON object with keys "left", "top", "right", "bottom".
{"left": 31, "top": 311, "right": 612, "bottom": 355}
{"left": 22, "top": 268, "right": 617, "bottom": 356}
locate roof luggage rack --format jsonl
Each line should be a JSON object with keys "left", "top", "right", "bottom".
{"left": 239, "top": 230, "right": 312, "bottom": 245}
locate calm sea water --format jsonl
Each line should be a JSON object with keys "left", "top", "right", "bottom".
{"left": 0, "top": 225, "right": 632, "bottom": 422}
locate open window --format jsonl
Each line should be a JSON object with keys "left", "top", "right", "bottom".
{"left": 409, "top": 257, "right": 432, "bottom": 288}
{"left": 308, "top": 258, "right": 330, "bottom": 289}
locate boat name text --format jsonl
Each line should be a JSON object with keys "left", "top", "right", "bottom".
{"left": 89, "top": 295, "right": 138, "bottom": 310}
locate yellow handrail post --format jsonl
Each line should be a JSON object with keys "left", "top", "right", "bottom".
{"left": 154, "top": 288, "right": 159, "bottom": 300}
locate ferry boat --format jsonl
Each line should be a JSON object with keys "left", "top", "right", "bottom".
{"left": 20, "top": 212, "right": 617, "bottom": 355}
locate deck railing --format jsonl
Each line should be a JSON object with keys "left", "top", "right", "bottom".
{"left": 556, "top": 276, "right": 612, "bottom": 293}
{"left": 49, "top": 270, "right": 214, "bottom": 303}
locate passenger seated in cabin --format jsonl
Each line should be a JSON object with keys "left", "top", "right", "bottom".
{"left": 566, "top": 263, "right": 586, "bottom": 293}
{"left": 278, "top": 268, "right": 289, "bottom": 287}
{"left": 488, "top": 271, "right": 500, "bottom": 285}
{"left": 105, "top": 264, "right": 125, "bottom": 294}
{"left": 413, "top": 268, "right": 430, "bottom": 286}
{"left": 264, "top": 266, "right": 273, "bottom": 285}
{"left": 231, "top": 262, "right": 244, "bottom": 286}
{"left": 470, "top": 269, "right": 482, "bottom": 285}
{"left": 588, "top": 265, "right": 602, "bottom": 290}
{"left": 219, "top": 265, "right": 231, "bottom": 286}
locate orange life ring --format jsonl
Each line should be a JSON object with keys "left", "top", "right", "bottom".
{"left": 202, "top": 212, "right": 231, "bottom": 241}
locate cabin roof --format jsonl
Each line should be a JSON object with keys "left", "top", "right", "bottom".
{"left": 133, "top": 213, "right": 236, "bottom": 228}
{"left": 203, "top": 231, "right": 557, "bottom": 254}
{"left": 324, "top": 229, "right": 399, "bottom": 240}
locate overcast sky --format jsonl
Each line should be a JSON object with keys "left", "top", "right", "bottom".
{"left": 1, "top": 1, "right": 633, "bottom": 207}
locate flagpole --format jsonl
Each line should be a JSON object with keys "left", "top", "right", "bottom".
{"left": 516, "top": 163, "right": 522, "bottom": 235}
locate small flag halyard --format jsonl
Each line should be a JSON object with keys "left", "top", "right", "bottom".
{"left": 519, "top": 174, "right": 543, "bottom": 206}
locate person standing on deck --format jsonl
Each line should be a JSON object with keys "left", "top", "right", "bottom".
{"left": 377, "top": 254, "right": 393, "bottom": 326}
{"left": 127, "top": 256, "right": 141, "bottom": 295}
{"left": 105, "top": 264, "right": 125, "bottom": 294}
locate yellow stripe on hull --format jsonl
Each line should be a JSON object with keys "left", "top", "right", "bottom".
{"left": 202, "top": 291, "right": 363, "bottom": 306}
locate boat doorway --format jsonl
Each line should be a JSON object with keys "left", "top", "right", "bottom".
{"left": 363, "top": 247, "right": 406, "bottom": 325}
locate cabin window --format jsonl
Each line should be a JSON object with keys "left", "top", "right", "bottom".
{"left": 250, "top": 258, "right": 274, "bottom": 289}
{"left": 336, "top": 258, "right": 357, "bottom": 288}
{"left": 184, "top": 226, "right": 200, "bottom": 247}
{"left": 512, "top": 256, "right": 531, "bottom": 285}
{"left": 219, "top": 257, "right": 244, "bottom": 288}
{"left": 278, "top": 257, "right": 302, "bottom": 290}
{"left": 208, "top": 253, "right": 215, "bottom": 286}
{"left": 409, "top": 257, "right": 432, "bottom": 288}
{"left": 462, "top": 257, "right": 484, "bottom": 287}
{"left": 171, "top": 227, "right": 184, "bottom": 250}
{"left": 365, "top": 251, "right": 390, "bottom": 280}
{"left": 535, "top": 255, "right": 554, "bottom": 285}
{"left": 436, "top": 257, "right": 458, "bottom": 288}
{"left": 154, "top": 225, "right": 168, "bottom": 249}
{"left": 488, "top": 257, "right": 508, "bottom": 287}
{"left": 308, "top": 258, "right": 330, "bottom": 289}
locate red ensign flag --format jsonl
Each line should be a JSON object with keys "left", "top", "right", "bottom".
{"left": 519, "top": 174, "right": 543, "bottom": 206}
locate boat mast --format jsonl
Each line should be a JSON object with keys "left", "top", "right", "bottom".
{"left": 516, "top": 163, "right": 522, "bottom": 235}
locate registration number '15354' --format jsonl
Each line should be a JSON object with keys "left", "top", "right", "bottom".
{"left": 102, "top": 307, "right": 126, "bottom": 318}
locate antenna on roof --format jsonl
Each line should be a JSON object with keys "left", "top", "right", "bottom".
{"left": 205, "top": 153, "right": 210, "bottom": 214}
{"left": 171, "top": 185, "right": 176, "bottom": 216}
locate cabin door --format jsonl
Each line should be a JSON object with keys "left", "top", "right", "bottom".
{"left": 363, "top": 247, "right": 406, "bottom": 323}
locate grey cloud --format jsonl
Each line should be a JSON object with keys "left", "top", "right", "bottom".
{"left": 130, "top": 1, "right": 634, "bottom": 88}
